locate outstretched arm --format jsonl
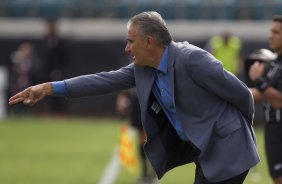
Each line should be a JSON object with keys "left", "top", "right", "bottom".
{"left": 9, "top": 82, "right": 52, "bottom": 106}
{"left": 9, "top": 64, "right": 136, "bottom": 106}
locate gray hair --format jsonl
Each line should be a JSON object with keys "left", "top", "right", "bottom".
{"left": 127, "top": 11, "right": 172, "bottom": 47}
{"left": 273, "top": 15, "right": 282, "bottom": 23}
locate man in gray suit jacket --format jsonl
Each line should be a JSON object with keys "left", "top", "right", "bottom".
{"left": 9, "top": 11, "right": 259, "bottom": 183}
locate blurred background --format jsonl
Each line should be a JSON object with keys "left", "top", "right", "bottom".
{"left": 0, "top": 0, "right": 281, "bottom": 184}
{"left": 0, "top": 0, "right": 281, "bottom": 118}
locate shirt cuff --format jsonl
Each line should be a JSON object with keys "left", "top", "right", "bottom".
{"left": 51, "top": 81, "right": 67, "bottom": 96}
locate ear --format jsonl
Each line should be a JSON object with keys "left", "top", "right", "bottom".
{"left": 146, "top": 36, "right": 154, "bottom": 49}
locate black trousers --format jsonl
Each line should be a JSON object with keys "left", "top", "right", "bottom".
{"left": 194, "top": 161, "right": 249, "bottom": 184}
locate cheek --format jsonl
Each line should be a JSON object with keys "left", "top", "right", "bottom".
{"left": 279, "top": 36, "right": 282, "bottom": 44}
{"left": 270, "top": 35, "right": 278, "bottom": 43}
{"left": 133, "top": 45, "right": 143, "bottom": 55}
{"left": 131, "top": 44, "right": 138, "bottom": 53}
{"left": 273, "top": 37, "right": 281, "bottom": 47}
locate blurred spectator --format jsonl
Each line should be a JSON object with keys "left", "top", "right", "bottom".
{"left": 42, "top": 19, "right": 68, "bottom": 115}
{"left": 9, "top": 42, "right": 43, "bottom": 114}
{"left": 248, "top": 15, "right": 282, "bottom": 184}
{"left": 116, "top": 90, "right": 157, "bottom": 184}
{"left": 205, "top": 30, "right": 242, "bottom": 77}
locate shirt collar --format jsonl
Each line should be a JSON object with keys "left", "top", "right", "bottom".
{"left": 156, "top": 47, "right": 168, "bottom": 74}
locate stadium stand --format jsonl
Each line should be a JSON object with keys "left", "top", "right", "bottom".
{"left": 0, "top": 0, "right": 281, "bottom": 20}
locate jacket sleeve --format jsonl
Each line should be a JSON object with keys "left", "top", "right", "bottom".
{"left": 64, "top": 63, "right": 135, "bottom": 98}
{"left": 187, "top": 50, "right": 254, "bottom": 124}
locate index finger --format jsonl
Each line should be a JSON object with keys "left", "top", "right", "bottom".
{"left": 9, "top": 97, "right": 25, "bottom": 105}
{"left": 8, "top": 90, "right": 29, "bottom": 105}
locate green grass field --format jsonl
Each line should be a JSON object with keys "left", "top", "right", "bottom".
{"left": 0, "top": 116, "right": 272, "bottom": 184}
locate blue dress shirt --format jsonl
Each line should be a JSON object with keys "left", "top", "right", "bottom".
{"left": 152, "top": 47, "right": 188, "bottom": 141}
{"left": 51, "top": 81, "right": 67, "bottom": 96}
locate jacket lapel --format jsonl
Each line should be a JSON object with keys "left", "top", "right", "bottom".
{"left": 134, "top": 65, "right": 156, "bottom": 117}
{"left": 142, "top": 67, "right": 156, "bottom": 110}
{"left": 168, "top": 42, "right": 176, "bottom": 105}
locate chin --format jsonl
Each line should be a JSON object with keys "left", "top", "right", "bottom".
{"left": 133, "top": 60, "right": 141, "bottom": 66}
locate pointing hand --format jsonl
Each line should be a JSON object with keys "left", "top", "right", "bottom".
{"left": 9, "top": 83, "right": 52, "bottom": 106}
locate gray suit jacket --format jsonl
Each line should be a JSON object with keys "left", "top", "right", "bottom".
{"left": 64, "top": 41, "right": 259, "bottom": 182}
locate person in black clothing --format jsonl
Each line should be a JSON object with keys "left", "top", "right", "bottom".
{"left": 42, "top": 19, "right": 68, "bottom": 115}
{"left": 249, "top": 15, "right": 282, "bottom": 184}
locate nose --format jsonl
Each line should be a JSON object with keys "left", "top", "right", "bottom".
{"left": 125, "top": 43, "right": 130, "bottom": 54}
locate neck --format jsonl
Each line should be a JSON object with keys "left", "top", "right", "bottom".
{"left": 150, "top": 46, "right": 165, "bottom": 69}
